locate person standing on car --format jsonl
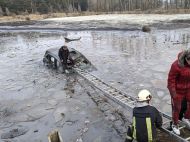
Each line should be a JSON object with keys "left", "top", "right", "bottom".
{"left": 58, "top": 45, "right": 72, "bottom": 73}
{"left": 167, "top": 49, "right": 190, "bottom": 135}
{"left": 125, "top": 89, "right": 162, "bottom": 142}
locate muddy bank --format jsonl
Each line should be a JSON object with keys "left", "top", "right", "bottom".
{"left": 0, "top": 14, "right": 190, "bottom": 31}
{"left": 0, "top": 20, "right": 37, "bottom": 26}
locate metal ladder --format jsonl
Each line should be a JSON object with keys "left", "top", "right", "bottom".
{"left": 74, "top": 67, "right": 190, "bottom": 142}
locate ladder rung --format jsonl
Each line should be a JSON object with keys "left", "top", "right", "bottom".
{"left": 122, "top": 100, "right": 130, "bottom": 104}
{"left": 108, "top": 89, "right": 116, "bottom": 93}
{"left": 128, "top": 100, "right": 136, "bottom": 104}
{"left": 120, "top": 100, "right": 130, "bottom": 104}
{"left": 179, "top": 126, "right": 186, "bottom": 130}
{"left": 120, "top": 97, "right": 129, "bottom": 102}
{"left": 102, "top": 84, "right": 109, "bottom": 87}
{"left": 186, "top": 137, "right": 190, "bottom": 141}
{"left": 114, "top": 95, "right": 124, "bottom": 99}
{"left": 102, "top": 87, "right": 110, "bottom": 90}
{"left": 110, "top": 93, "right": 120, "bottom": 96}
{"left": 163, "top": 120, "right": 171, "bottom": 125}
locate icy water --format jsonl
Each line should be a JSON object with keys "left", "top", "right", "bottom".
{"left": 1, "top": 28, "right": 190, "bottom": 117}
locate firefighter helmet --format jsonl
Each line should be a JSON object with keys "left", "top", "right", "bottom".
{"left": 137, "top": 89, "right": 152, "bottom": 102}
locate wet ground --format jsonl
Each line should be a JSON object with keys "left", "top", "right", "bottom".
{"left": 1, "top": 14, "right": 190, "bottom": 142}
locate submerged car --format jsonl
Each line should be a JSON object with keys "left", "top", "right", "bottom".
{"left": 43, "top": 47, "right": 96, "bottom": 73}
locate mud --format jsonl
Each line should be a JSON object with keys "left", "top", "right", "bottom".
{"left": 1, "top": 127, "right": 29, "bottom": 139}
{"left": 1, "top": 14, "right": 190, "bottom": 142}
{"left": 1, "top": 14, "right": 190, "bottom": 31}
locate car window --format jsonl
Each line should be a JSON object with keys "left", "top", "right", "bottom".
{"left": 50, "top": 57, "right": 55, "bottom": 62}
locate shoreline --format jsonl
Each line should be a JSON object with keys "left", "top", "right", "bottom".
{"left": 0, "top": 14, "right": 190, "bottom": 31}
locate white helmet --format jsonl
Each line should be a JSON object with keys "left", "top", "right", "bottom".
{"left": 137, "top": 89, "right": 152, "bottom": 102}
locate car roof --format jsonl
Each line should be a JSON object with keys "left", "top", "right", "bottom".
{"left": 45, "top": 47, "right": 75, "bottom": 61}
{"left": 44, "top": 47, "right": 96, "bottom": 71}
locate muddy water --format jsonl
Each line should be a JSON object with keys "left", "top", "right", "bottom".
{"left": 68, "top": 29, "right": 190, "bottom": 114}
{"left": 0, "top": 32, "right": 66, "bottom": 100}
{"left": 0, "top": 29, "right": 190, "bottom": 141}
{"left": 1, "top": 29, "right": 190, "bottom": 113}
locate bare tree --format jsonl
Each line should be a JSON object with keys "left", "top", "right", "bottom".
{"left": 5, "top": 7, "right": 10, "bottom": 16}
{"left": 0, "top": 6, "right": 3, "bottom": 16}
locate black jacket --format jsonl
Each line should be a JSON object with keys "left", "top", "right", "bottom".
{"left": 132, "top": 105, "right": 162, "bottom": 142}
{"left": 58, "top": 47, "right": 69, "bottom": 64}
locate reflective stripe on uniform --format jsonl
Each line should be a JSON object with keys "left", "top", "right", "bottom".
{"left": 126, "top": 135, "right": 133, "bottom": 140}
{"left": 146, "top": 117, "right": 153, "bottom": 141}
{"left": 132, "top": 117, "right": 136, "bottom": 139}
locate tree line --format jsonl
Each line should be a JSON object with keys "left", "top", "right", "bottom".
{"left": 0, "top": 0, "right": 190, "bottom": 16}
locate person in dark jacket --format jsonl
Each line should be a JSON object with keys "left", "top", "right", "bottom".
{"left": 167, "top": 49, "right": 190, "bottom": 135}
{"left": 58, "top": 45, "right": 73, "bottom": 72}
{"left": 125, "top": 89, "right": 162, "bottom": 142}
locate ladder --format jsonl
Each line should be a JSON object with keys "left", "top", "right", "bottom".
{"left": 74, "top": 67, "right": 190, "bottom": 142}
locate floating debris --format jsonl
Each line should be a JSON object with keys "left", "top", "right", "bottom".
{"left": 142, "top": 25, "right": 151, "bottom": 32}
{"left": 1, "top": 127, "right": 28, "bottom": 139}
{"left": 34, "top": 130, "right": 38, "bottom": 133}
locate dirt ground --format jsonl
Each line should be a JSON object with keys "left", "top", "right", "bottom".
{"left": 1, "top": 14, "right": 190, "bottom": 30}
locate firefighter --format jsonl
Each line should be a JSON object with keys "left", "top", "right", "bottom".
{"left": 125, "top": 89, "right": 162, "bottom": 142}
{"left": 167, "top": 49, "right": 190, "bottom": 135}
